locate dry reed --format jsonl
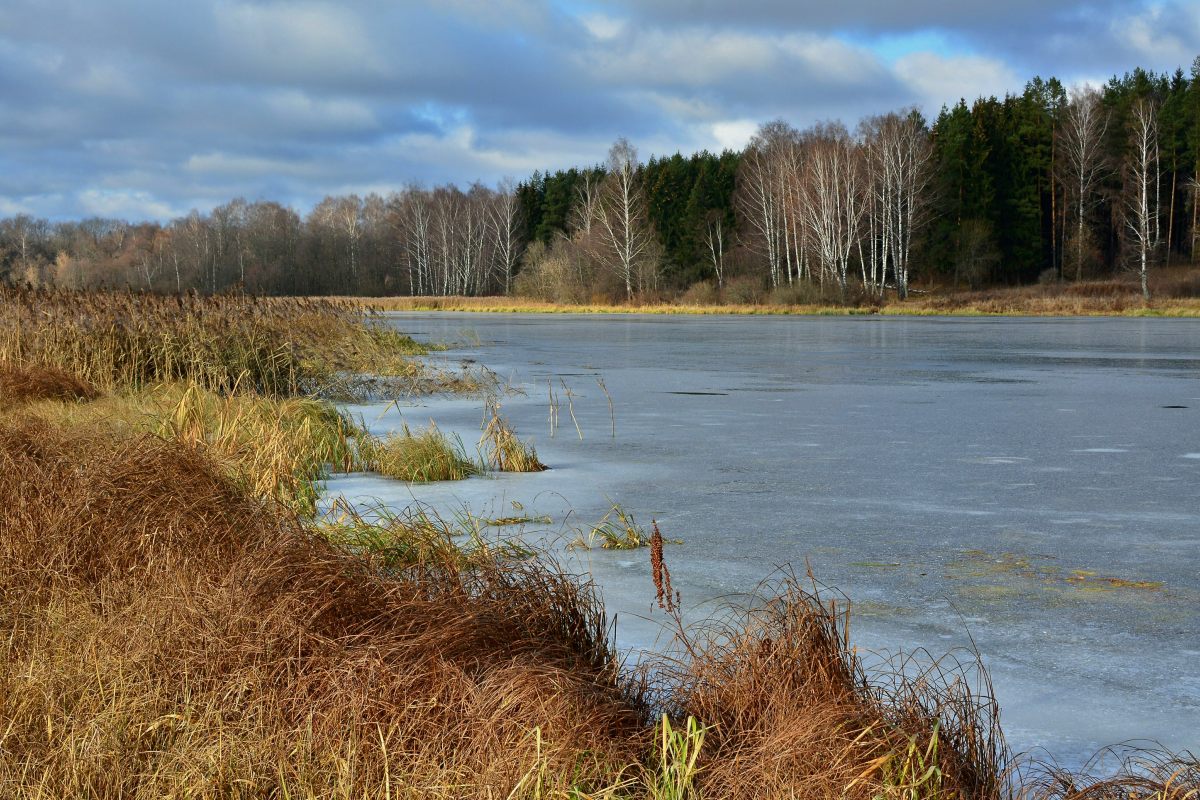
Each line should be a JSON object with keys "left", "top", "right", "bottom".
{"left": 0, "top": 286, "right": 427, "bottom": 396}
{"left": 481, "top": 401, "right": 547, "bottom": 472}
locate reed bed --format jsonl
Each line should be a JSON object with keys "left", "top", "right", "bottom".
{"left": 6, "top": 382, "right": 364, "bottom": 517}
{"left": 352, "top": 268, "right": 1200, "bottom": 317}
{"left": 0, "top": 286, "right": 427, "bottom": 395}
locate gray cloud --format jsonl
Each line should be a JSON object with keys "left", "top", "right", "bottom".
{"left": 600, "top": 0, "right": 1129, "bottom": 37}
{"left": 0, "top": 0, "right": 1196, "bottom": 221}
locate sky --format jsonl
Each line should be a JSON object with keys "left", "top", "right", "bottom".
{"left": 1, "top": 0, "right": 1198, "bottom": 222}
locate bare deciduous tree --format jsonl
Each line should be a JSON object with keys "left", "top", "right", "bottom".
{"left": 736, "top": 120, "right": 799, "bottom": 288}
{"left": 859, "top": 110, "right": 932, "bottom": 298}
{"left": 1123, "top": 98, "right": 1159, "bottom": 300}
{"left": 489, "top": 178, "right": 523, "bottom": 295}
{"left": 1059, "top": 86, "right": 1110, "bottom": 280}
{"left": 703, "top": 210, "right": 727, "bottom": 288}
{"left": 799, "top": 122, "right": 865, "bottom": 293}
{"left": 594, "top": 138, "right": 655, "bottom": 299}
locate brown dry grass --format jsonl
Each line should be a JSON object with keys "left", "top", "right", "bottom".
{"left": 0, "top": 361, "right": 100, "bottom": 404}
{"left": 481, "top": 401, "right": 548, "bottom": 473}
{"left": 2, "top": 414, "right": 1196, "bottom": 798}
{"left": 657, "top": 580, "right": 1007, "bottom": 800}
{"left": 0, "top": 417, "right": 647, "bottom": 798}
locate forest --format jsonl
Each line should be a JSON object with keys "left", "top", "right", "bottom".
{"left": 3, "top": 60, "right": 1200, "bottom": 302}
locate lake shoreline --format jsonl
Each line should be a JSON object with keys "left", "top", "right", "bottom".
{"left": 3, "top": 288, "right": 1196, "bottom": 798}
{"left": 343, "top": 285, "right": 1200, "bottom": 318}
{"left": 376, "top": 311, "right": 1200, "bottom": 768}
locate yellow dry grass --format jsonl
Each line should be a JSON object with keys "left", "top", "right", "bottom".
{"left": 344, "top": 268, "right": 1200, "bottom": 318}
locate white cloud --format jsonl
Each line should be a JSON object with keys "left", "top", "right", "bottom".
{"left": 1111, "top": 2, "right": 1200, "bottom": 68}
{"left": 77, "top": 189, "right": 179, "bottom": 220}
{"left": 581, "top": 13, "right": 625, "bottom": 40}
{"left": 213, "top": 2, "right": 385, "bottom": 81}
{"left": 71, "top": 62, "right": 139, "bottom": 99}
{"left": 894, "top": 51, "right": 1020, "bottom": 107}
{"left": 263, "top": 90, "right": 378, "bottom": 133}
{"left": 429, "top": 0, "right": 553, "bottom": 34}
{"left": 581, "top": 29, "right": 781, "bottom": 87}
{"left": 184, "top": 152, "right": 323, "bottom": 178}
{"left": 710, "top": 119, "right": 757, "bottom": 150}
{"left": 0, "top": 197, "right": 32, "bottom": 215}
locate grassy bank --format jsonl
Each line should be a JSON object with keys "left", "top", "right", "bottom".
{"left": 1, "top": 288, "right": 1195, "bottom": 798}
{"left": 1, "top": 410, "right": 1020, "bottom": 798}
{"left": 352, "top": 270, "right": 1200, "bottom": 317}
{"left": 0, "top": 288, "right": 542, "bottom": 498}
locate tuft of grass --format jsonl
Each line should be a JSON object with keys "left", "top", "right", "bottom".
{"left": 487, "top": 514, "right": 554, "bottom": 526}
{"left": 652, "top": 576, "right": 1011, "bottom": 800}
{"left": 652, "top": 715, "right": 707, "bottom": 800}
{"left": 160, "top": 383, "right": 364, "bottom": 515}
{"left": 360, "top": 421, "right": 480, "bottom": 482}
{"left": 573, "top": 507, "right": 683, "bottom": 551}
{"left": 480, "top": 401, "right": 547, "bottom": 472}
{"left": 1025, "top": 747, "right": 1200, "bottom": 800}
{"left": 587, "top": 505, "right": 651, "bottom": 550}
{"left": 0, "top": 360, "right": 100, "bottom": 404}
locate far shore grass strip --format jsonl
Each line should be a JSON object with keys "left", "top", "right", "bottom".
{"left": 347, "top": 294, "right": 1200, "bottom": 318}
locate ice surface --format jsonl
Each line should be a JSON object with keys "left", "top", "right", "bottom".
{"left": 323, "top": 313, "right": 1200, "bottom": 766}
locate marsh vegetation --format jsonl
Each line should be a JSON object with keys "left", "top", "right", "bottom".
{"left": 0, "top": 287, "right": 1195, "bottom": 798}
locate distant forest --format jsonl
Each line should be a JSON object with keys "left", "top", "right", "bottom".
{"left": 4, "top": 59, "right": 1200, "bottom": 301}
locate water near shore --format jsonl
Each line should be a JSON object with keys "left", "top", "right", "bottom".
{"left": 326, "top": 313, "right": 1200, "bottom": 766}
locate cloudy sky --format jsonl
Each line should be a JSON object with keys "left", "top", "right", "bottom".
{"left": 1, "top": 0, "right": 1198, "bottom": 221}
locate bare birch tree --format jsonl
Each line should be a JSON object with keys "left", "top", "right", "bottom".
{"left": 1124, "top": 98, "right": 1160, "bottom": 301}
{"left": 571, "top": 172, "right": 602, "bottom": 236}
{"left": 799, "top": 122, "right": 865, "bottom": 293}
{"left": 394, "top": 186, "right": 432, "bottom": 295}
{"left": 594, "top": 138, "right": 654, "bottom": 299}
{"left": 703, "top": 210, "right": 727, "bottom": 288}
{"left": 1059, "top": 86, "right": 1110, "bottom": 280}
{"left": 736, "top": 120, "right": 798, "bottom": 287}
{"left": 859, "top": 110, "right": 932, "bottom": 298}
{"left": 489, "top": 178, "right": 523, "bottom": 294}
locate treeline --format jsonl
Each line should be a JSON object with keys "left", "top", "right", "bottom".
{"left": 3, "top": 59, "right": 1199, "bottom": 300}
{"left": 0, "top": 187, "right": 522, "bottom": 297}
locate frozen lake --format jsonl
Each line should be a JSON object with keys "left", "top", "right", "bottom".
{"left": 326, "top": 312, "right": 1200, "bottom": 766}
